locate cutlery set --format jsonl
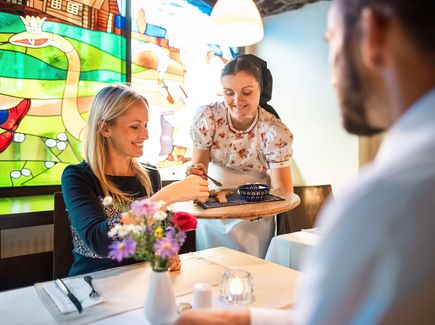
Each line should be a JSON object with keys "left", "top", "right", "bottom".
{"left": 55, "top": 275, "right": 100, "bottom": 313}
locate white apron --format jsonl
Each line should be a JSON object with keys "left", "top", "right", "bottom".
{"left": 195, "top": 163, "right": 275, "bottom": 258}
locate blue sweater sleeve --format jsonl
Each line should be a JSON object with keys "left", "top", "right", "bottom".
{"left": 61, "top": 164, "right": 116, "bottom": 257}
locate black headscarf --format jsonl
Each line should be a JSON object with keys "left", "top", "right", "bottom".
{"left": 238, "top": 54, "right": 280, "bottom": 119}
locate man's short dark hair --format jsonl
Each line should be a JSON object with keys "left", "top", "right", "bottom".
{"left": 337, "top": 0, "right": 435, "bottom": 54}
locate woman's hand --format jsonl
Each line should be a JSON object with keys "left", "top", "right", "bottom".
{"left": 169, "top": 254, "right": 181, "bottom": 272}
{"left": 151, "top": 175, "right": 209, "bottom": 204}
{"left": 121, "top": 211, "right": 137, "bottom": 225}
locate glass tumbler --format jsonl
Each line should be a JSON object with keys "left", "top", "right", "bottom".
{"left": 220, "top": 269, "right": 255, "bottom": 304}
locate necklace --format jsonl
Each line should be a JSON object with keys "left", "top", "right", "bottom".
{"left": 227, "top": 107, "right": 259, "bottom": 134}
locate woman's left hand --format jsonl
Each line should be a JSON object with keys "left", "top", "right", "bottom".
{"left": 169, "top": 254, "right": 181, "bottom": 271}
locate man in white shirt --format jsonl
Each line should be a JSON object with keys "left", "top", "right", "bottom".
{"left": 174, "top": 0, "right": 435, "bottom": 323}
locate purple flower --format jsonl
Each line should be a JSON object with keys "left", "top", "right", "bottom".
{"left": 177, "top": 231, "right": 187, "bottom": 245}
{"left": 166, "top": 226, "right": 177, "bottom": 239}
{"left": 153, "top": 237, "right": 179, "bottom": 259}
{"left": 109, "top": 237, "right": 137, "bottom": 262}
{"left": 166, "top": 225, "right": 187, "bottom": 245}
{"left": 131, "top": 198, "right": 158, "bottom": 217}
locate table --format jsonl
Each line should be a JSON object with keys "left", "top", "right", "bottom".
{"left": 173, "top": 190, "right": 300, "bottom": 220}
{"left": 265, "top": 229, "right": 321, "bottom": 271}
{"left": 0, "top": 247, "right": 301, "bottom": 324}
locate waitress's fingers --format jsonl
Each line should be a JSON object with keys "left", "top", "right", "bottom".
{"left": 186, "top": 163, "right": 206, "bottom": 176}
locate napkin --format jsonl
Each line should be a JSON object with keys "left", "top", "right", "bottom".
{"left": 43, "top": 278, "right": 105, "bottom": 314}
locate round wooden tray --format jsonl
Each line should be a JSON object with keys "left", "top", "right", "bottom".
{"left": 172, "top": 190, "right": 300, "bottom": 220}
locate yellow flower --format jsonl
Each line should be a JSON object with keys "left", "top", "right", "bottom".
{"left": 154, "top": 226, "right": 164, "bottom": 239}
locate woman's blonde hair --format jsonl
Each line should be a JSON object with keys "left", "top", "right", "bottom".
{"left": 83, "top": 84, "right": 152, "bottom": 202}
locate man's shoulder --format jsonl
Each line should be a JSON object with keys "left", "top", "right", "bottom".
{"left": 320, "top": 162, "right": 435, "bottom": 230}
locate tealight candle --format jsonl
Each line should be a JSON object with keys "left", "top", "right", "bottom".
{"left": 229, "top": 277, "right": 244, "bottom": 297}
{"left": 220, "top": 269, "right": 254, "bottom": 304}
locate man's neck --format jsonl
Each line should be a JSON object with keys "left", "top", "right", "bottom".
{"left": 386, "top": 39, "right": 435, "bottom": 123}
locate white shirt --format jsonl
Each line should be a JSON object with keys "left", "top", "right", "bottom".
{"left": 251, "top": 88, "right": 435, "bottom": 324}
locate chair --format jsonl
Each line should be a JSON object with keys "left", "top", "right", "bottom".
{"left": 53, "top": 191, "right": 74, "bottom": 279}
{"left": 179, "top": 230, "right": 196, "bottom": 254}
{"left": 277, "top": 184, "right": 333, "bottom": 235}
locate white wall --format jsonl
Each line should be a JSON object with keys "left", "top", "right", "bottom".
{"left": 253, "top": 1, "right": 359, "bottom": 193}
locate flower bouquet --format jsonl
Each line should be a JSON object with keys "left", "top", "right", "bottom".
{"left": 107, "top": 197, "right": 197, "bottom": 272}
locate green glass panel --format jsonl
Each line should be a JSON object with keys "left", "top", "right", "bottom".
{"left": 0, "top": 195, "right": 53, "bottom": 215}
{"left": 18, "top": 116, "right": 68, "bottom": 137}
{"left": 22, "top": 162, "right": 65, "bottom": 186}
{"left": 0, "top": 50, "right": 67, "bottom": 80}
{"left": 0, "top": 14, "right": 26, "bottom": 33}
{"left": 80, "top": 70, "right": 124, "bottom": 83}
{"left": 0, "top": 78, "right": 119, "bottom": 99}
{"left": 56, "top": 144, "right": 81, "bottom": 165}
{"left": 0, "top": 134, "right": 59, "bottom": 162}
{"left": 24, "top": 161, "right": 54, "bottom": 177}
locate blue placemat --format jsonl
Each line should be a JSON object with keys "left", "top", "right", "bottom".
{"left": 196, "top": 193, "right": 284, "bottom": 209}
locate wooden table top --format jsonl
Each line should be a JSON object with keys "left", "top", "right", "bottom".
{"left": 173, "top": 190, "right": 300, "bottom": 220}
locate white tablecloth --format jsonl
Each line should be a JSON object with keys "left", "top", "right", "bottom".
{"left": 265, "top": 230, "right": 321, "bottom": 270}
{"left": 0, "top": 247, "right": 301, "bottom": 324}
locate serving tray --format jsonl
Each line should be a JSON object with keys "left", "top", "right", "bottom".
{"left": 196, "top": 192, "right": 284, "bottom": 209}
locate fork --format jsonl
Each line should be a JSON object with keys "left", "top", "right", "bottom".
{"left": 203, "top": 173, "right": 223, "bottom": 187}
{"left": 189, "top": 164, "right": 223, "bottom": 187}
{"left": 84, "top": 275, "right": 100, "bottom": 299}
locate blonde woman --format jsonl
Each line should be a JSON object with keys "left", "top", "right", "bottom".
{"left": 62, "top": 84, "right": 209, "bottom": 276}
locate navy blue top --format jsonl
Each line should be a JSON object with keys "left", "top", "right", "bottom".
{"left": 61, "top": 161, "right": 161, "bottom": 276}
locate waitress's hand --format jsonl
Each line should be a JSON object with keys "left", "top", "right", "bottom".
{"left": 186, "top": 163, "right": 207, "bottom": 178}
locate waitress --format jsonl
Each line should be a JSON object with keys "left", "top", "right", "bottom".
{"left": 188, "top": 54, "right": 293, "bottom": 258}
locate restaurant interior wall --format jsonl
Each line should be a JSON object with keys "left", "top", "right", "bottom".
{"left": 253, "top": 1, "right": 359, "bottom": 193}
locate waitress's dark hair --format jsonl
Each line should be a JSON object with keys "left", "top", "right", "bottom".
{"left": 221, "top": 54, "right": 280, "bottom": 119}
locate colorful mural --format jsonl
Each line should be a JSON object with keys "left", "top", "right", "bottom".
{"left": 0, "top": 0, "right": 233, "bottom": 187}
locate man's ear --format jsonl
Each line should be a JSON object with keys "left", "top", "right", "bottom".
{"left": 98, "top": 120, "right": 111, "bottom": 137}
{"left": 359, "top": 7, "right": 389, "bottom": 70}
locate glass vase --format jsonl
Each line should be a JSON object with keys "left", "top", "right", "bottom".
{"left": 144, "top": 269, "right": 177, "bottom": 325}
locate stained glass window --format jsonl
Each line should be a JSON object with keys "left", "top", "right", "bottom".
{"left": 0, "top": 0, "right": 233, "bottom": 188}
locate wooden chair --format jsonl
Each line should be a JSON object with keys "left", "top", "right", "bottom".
{"left": 277, "top": 184, "right": 333, "bottom": 235}
{"left": 53, "top": 191, "right": 74, "bottom": 279}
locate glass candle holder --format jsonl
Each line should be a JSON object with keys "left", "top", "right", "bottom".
{"left": 220, "top": 269, "right": 255, "bottom": 304}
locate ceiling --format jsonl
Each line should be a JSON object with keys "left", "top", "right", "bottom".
{"left": 204, "top": 0, "right": 327, "bottom": 17}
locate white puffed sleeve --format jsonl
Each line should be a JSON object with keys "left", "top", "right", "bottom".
{"left": 190, "top": 104, "right": 216, "bottom": 150}
{"left": 262, "top": 120, "right": 293, "bottom": 169}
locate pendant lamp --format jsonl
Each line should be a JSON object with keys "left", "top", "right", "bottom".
{"left": 210, "top": 0, "right": 264, "bottom": 47}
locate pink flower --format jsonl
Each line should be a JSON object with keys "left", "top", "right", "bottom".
{"left": 171, "top": 212, "right": 197, "bottom": 231}
{"left": 131, "top": 198, "right": 158, "bottom": 217}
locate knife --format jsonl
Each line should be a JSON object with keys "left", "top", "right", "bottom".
{"left": 55, "top": 278, "right": 83, "bottom": 313}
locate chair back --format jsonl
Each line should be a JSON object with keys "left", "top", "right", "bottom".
{"left": 53, "top": 191, "right": 74, "bottom": 279}
{"left": 277, "top": 184, "right": 333, "bottom": 234}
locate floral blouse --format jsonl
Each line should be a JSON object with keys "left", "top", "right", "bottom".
{"left": 190, "top": 102, "right": 293, "bottom": 174}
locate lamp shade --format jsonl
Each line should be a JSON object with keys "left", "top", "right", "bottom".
{"left": 210, "top": 0, "right": 264, "bottom": 47}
